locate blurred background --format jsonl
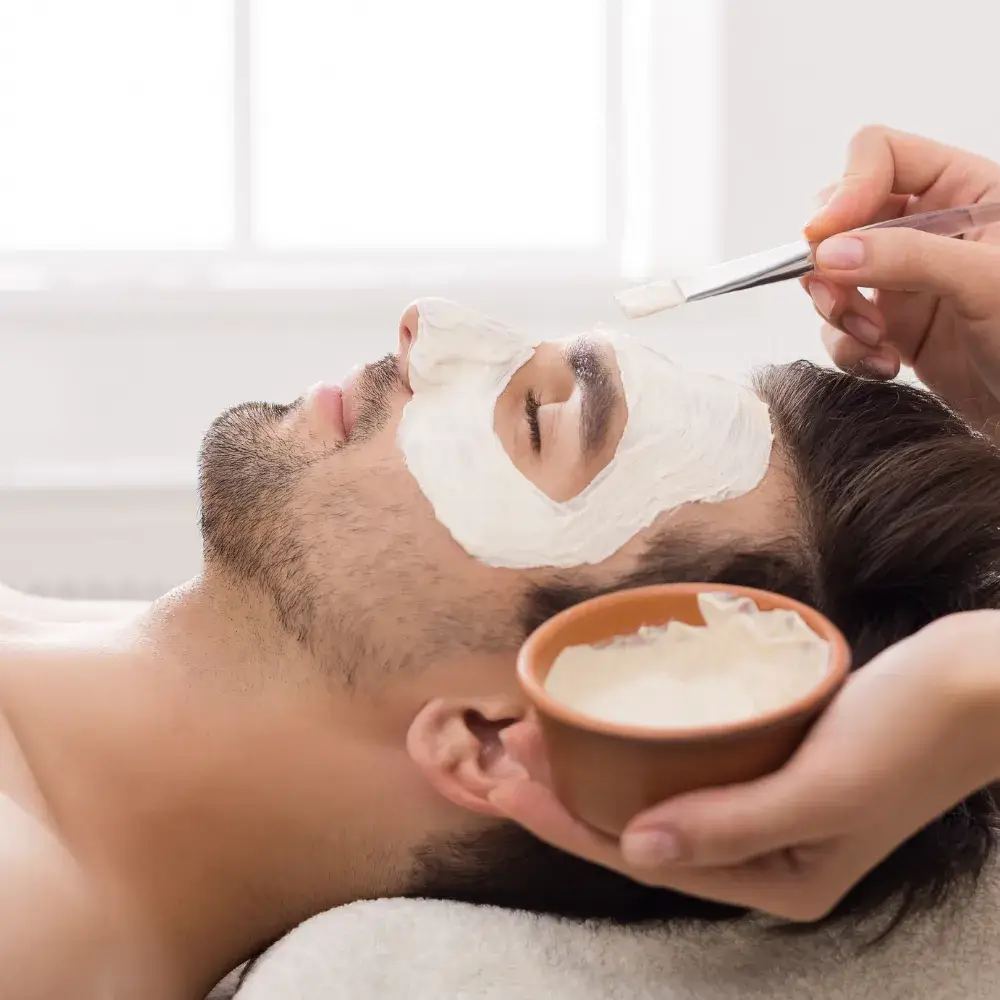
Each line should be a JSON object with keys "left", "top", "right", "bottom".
{"left": 2, "top": 0, "right": 999, "bottom": 599}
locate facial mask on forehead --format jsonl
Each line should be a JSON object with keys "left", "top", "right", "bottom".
{"left": 397, "top": 298, "right": 773, "bottom": 569}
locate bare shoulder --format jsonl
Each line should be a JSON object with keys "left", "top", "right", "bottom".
{"left": 0, "top": 792, "right": 117, "bottom": 999}
{"left": 0, "top": 580, "right": 151, "bottom": 625}
{"left": 0, "top": 714, "right": 172, "bottom": 1000}
{"left": 0, "top": 583, "right": 37, "bottom": 636}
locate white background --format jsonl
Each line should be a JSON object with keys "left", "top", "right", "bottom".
{"left": 3, "top": 0, "right": 1000, "bottom": 596}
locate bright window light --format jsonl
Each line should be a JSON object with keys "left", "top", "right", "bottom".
{"left": 252, "top": 0, "right": 607, "bottom": 250}
{"left": 0, "top": 1, "right": 621, "bottom": 263}
{"left": 0, "top": 0, "right": 233, "bottom": 250}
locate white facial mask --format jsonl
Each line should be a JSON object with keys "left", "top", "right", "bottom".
{"left": 397, "top": 298, "right": 773, "bottom": 569}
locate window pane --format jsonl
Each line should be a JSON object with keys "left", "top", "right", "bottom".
{"left": 0, "top": 0, "right": 232, "bottom": 250}
{"left": 253, "top": 0, "right": 606, "bottom": 250}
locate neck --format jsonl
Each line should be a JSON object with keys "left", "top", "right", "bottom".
{"left": 1, "top": 574, "right": 426, "bottom": 998}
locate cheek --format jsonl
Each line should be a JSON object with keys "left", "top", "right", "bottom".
{"left": 296, "top": 449, "right": 527, "bottom": 656}
{"left": 295, "top": 435, "right": 472, "bottom": 576}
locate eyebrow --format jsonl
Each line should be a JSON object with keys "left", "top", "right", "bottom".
{"left": 564, "top": 340, "right": 619, "bottom": 459}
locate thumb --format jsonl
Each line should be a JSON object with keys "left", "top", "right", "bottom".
{"left": 621, "top": 767, "right": 844, "bottom": 868}
{"left": 816, "top": 227, "right": 1000, "bottom": 322}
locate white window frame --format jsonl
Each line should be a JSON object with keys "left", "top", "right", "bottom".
{"left": 0, "top": 0, "right": 722, "bottom": 315}
{"left": 0, "top": 1, "right": 724, "bottom": 591}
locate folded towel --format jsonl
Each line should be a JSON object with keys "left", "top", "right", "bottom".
{"left": 236, "top": 862, "right": 1000, "bottom": 1000}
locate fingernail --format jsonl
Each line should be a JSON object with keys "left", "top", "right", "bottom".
{"left": 842, "top": 312, "right": 881, "bottom": 347}
{"left": 815, "top": 236, "right": 866, "bottom": 270}
{"left": 620, "top": 829, "right": 684, "bottom": 868}
{"left": 808, "top": 280, "right": 836, "bottom": 319}
{"left": 858, "top": 357, "right": 895, "bottom": 380}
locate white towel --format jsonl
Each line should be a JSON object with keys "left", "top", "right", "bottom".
{"left": 235, "top": 862, "right": 1000, "bottom": 1000}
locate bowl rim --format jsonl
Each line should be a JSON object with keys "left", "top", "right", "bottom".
{"left": 516, "top": 582, "right": 851, "bottom": 742}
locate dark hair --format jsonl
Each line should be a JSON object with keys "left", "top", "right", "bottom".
{"left": 408, "top": 362, "right": 1000, "bottom": 936}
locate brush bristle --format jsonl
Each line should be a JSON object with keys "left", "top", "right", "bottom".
{"left": 615, "top": 278, "right": 685, "bottom": 318}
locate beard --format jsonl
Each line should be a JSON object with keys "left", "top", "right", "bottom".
{"left": 197, "top": 354, "right": 402, "bottom": 645}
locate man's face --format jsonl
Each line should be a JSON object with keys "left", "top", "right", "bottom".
{"left": 198, "top": 300, "right": 780, "bottom": 676}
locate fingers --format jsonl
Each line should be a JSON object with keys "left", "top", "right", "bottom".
{"left": 499, "top": 717, "right": 554, "bottom": 786}
{"left": 820, "top": 324, "right": 901, "bottom": 380}
{"left": 814, "top": 227, "right": 1000, "bottom": 322}
{"left": 642, "top": 852, "right": 848, "bottom": 922}
{"left": 812, "top": 187, "right": 910, "bottom": 230}
{"left": 804, "top": 277, "right": 883, "bottom": 347}
{"left": 805, "top": 126, "right": 961, "bottom": 242}
{"left": 490, "top": 775, "right": 847, "bottom": 920}
{"left": 491, "top": 725, "right": 820, "bottom": 878}
{"left": 487, "top": 777, "right": 623, "bottom": 871}
{"left": 620, "top": 763, "right": 844, "bottom": 870}
{"left": 489, "top": 759, "right": 874, "bottom": 921}
{"left": 866, "top": 288, "right": 940, "bottom": 366}
{"left": 804, "top": 124, "right": 1000, "bottom": 375}
{"left": 803, "top": 277, "right": 902, "bottom": 377}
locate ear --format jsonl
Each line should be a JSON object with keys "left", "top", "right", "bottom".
{"left": 406, "top": 695, "right": 531, "bottom": 818}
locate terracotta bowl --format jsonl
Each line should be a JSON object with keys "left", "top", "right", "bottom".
{"left": 516, "top": 582, "right": 850, "bottom": 837}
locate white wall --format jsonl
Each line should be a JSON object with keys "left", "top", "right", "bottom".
{"left": 3, "top": 0, "right": 1000, "bottom": 595}
{"left": 712, "top": 0, "right": 1000, "bottom": 377}
{"left": 720, "top": 0, "right": 1000, "bottom": 256}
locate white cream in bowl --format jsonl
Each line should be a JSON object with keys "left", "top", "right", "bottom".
{"left": 543, "top": 593, "right": 830, "bottom": 729}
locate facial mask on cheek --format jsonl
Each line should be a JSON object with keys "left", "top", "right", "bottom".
{"left": 397, "top": 298, "right": 773, "bottom": 569}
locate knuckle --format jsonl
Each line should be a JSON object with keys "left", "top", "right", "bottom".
{"left": 845, "top": 124, "right": 894, "bottom": 169}
{"left": 853, "top": 123, "right": 889, "bottom": 144}
{"left": 903, "top": 234, "right": 934, "bottom": 273}
{"left": 868, "top": 227, "right": 924, "bottom": 275}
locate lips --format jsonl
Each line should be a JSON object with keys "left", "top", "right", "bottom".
{"left": 304, "top": 382, "right": 346, "bottom": 438}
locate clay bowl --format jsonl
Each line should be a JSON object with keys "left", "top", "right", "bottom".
{"left": 516, "top": 583, "right": 850, "bottom": 837}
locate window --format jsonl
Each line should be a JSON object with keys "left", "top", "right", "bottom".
{"left": 0, "top": 0, "right": 631, "bottom": 287}
{"left": 253, "top": 0, "right": 607, "bottom": 251}
{"left": 1, "top": 0, "right": 726, "bottom": 537}
{"left": 0, "top": 1, "right": 233, "bottom": 250}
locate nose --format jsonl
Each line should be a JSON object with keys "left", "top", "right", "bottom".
{"left": 397, "top": 303, "right": 419, "bottom": 390}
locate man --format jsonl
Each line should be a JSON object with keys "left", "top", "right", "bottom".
{"left": 2, "top": 299, "right": 1000, "bottom": 1000}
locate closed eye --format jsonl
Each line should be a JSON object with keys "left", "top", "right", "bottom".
{"left": 524, "top": 389, "right": 542, "bottom": 453}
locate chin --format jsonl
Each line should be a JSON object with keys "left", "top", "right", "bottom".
{"left": 198, "top": 400, "right": 305, "bottom": 580}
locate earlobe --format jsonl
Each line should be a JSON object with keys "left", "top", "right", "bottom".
{"left": 407, "top": 696, "right": 528, "bottom": 818}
